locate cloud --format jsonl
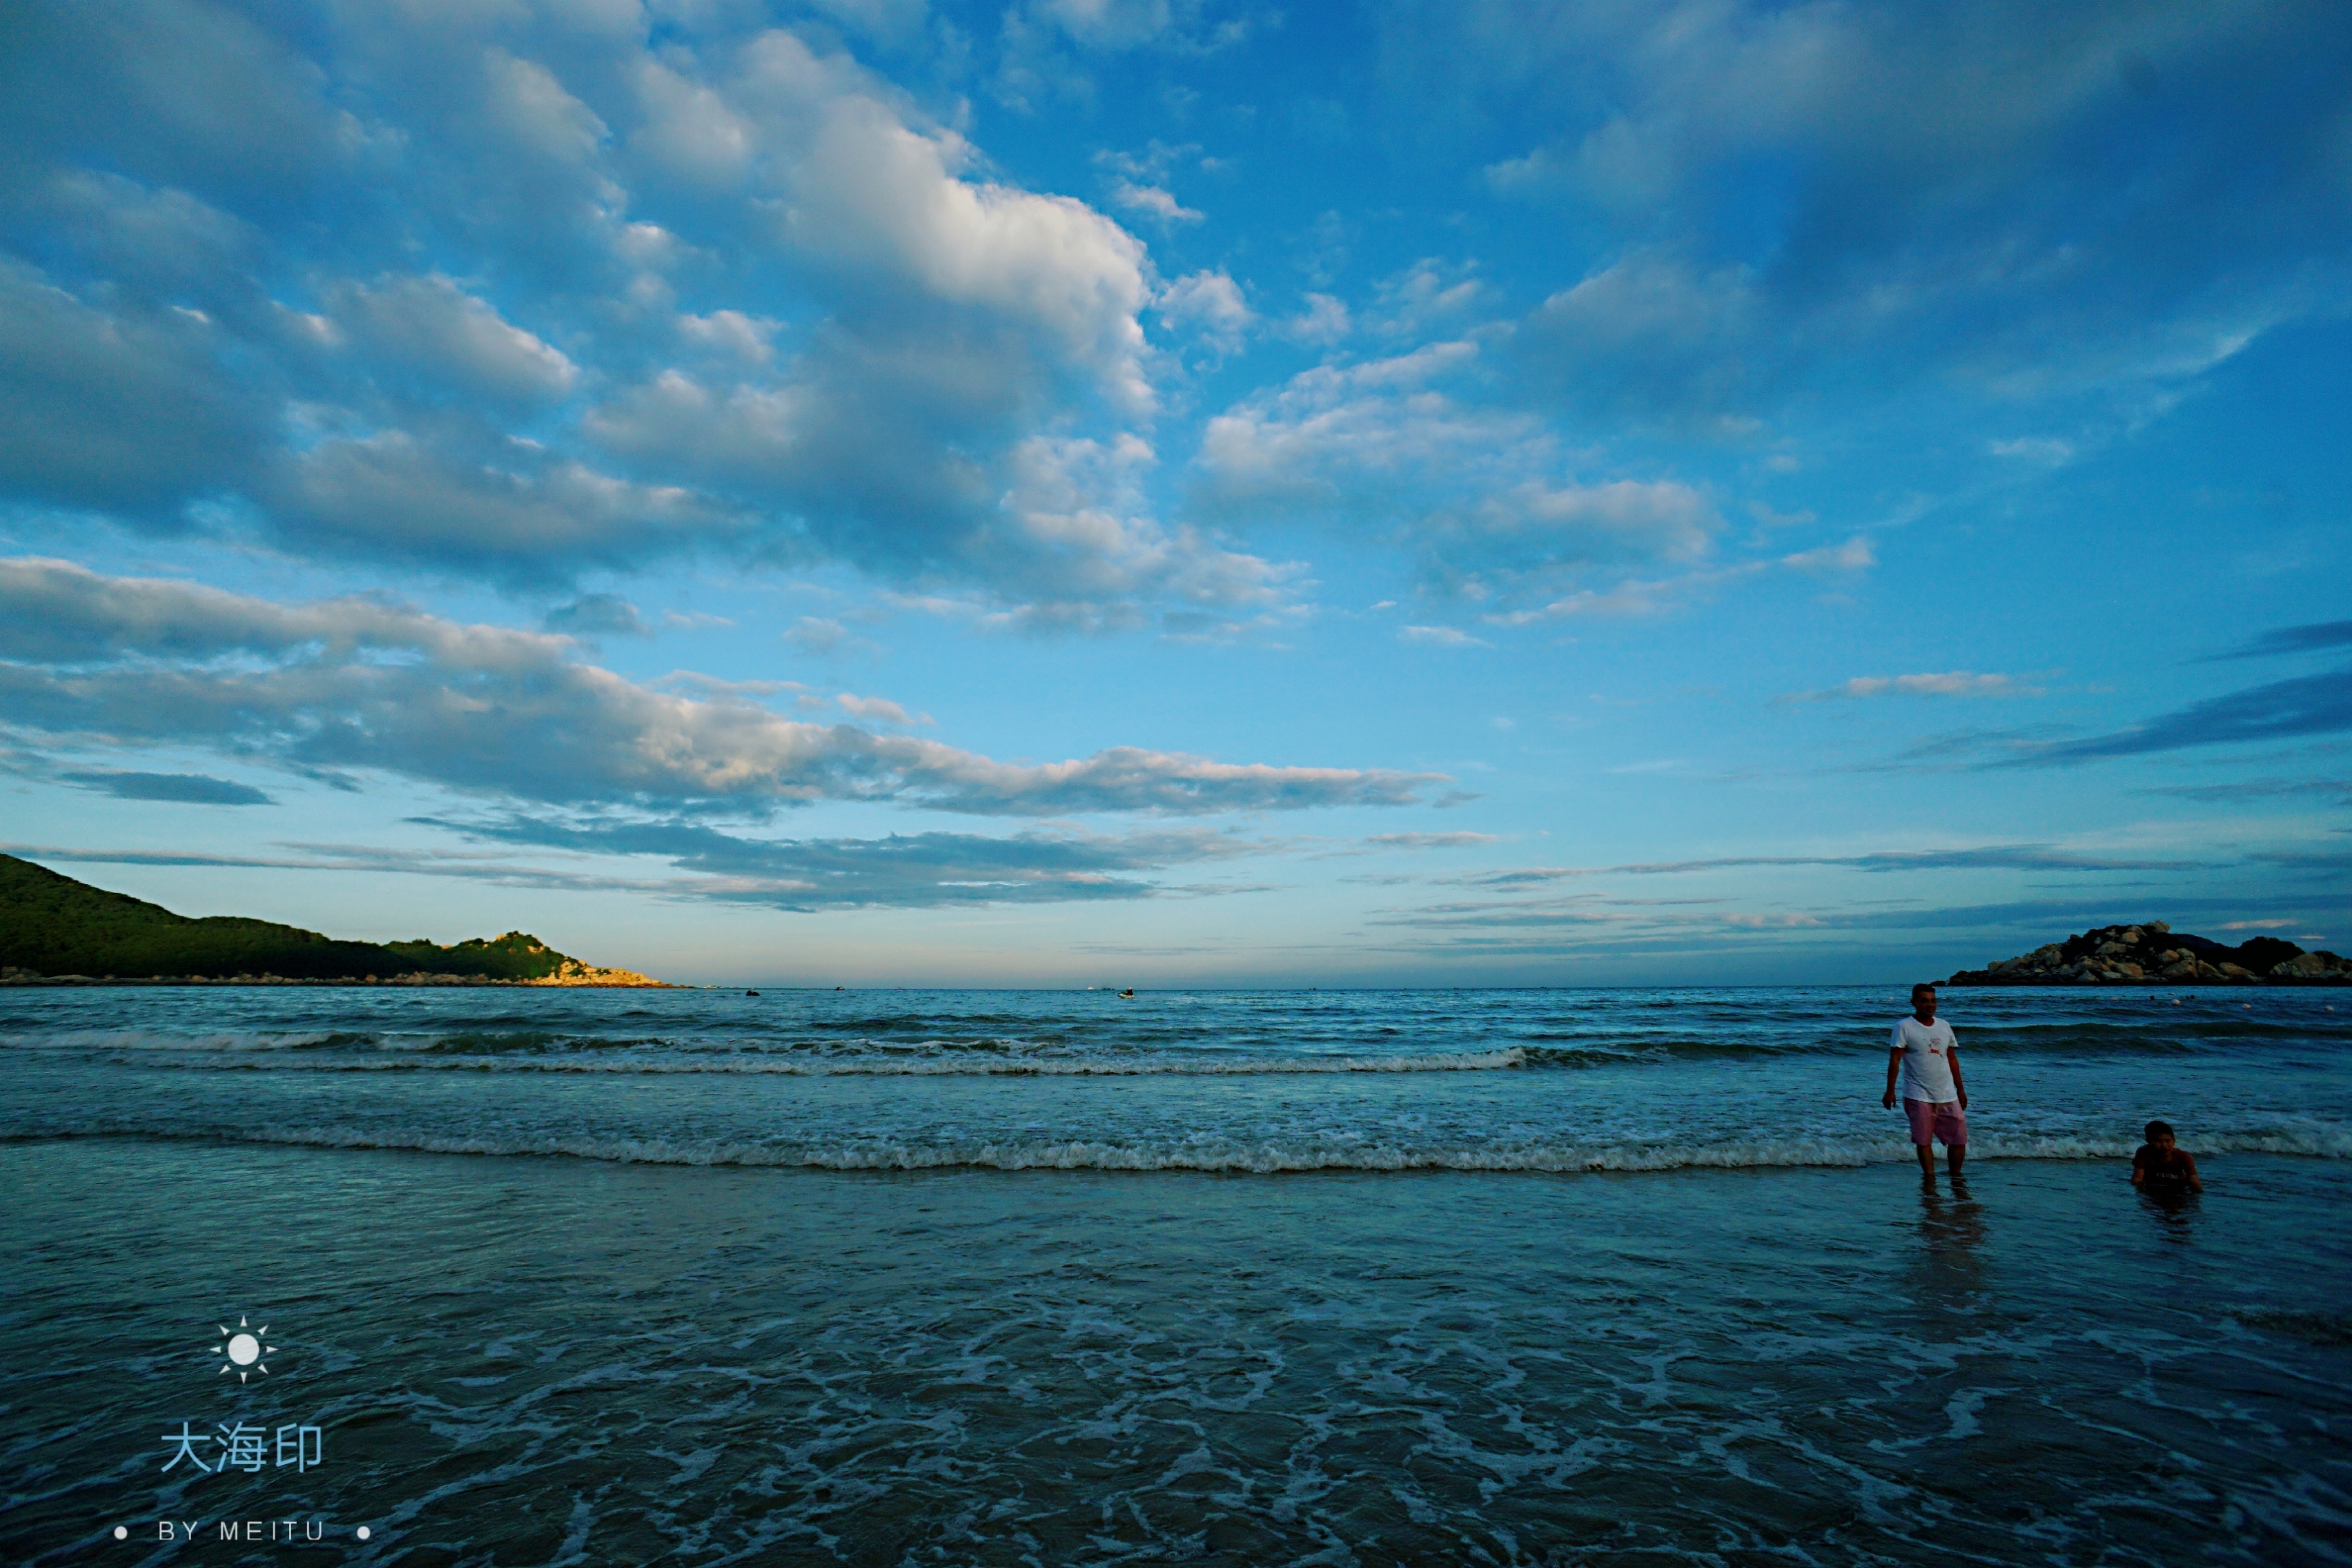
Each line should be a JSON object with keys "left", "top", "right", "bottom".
{"left": 1514, "top": 251, "right": 1763, "bottom": 422}
{"left": 1196, "top": 341, "right": 1498, "bottom": 510}
{"left": 2139, "top": 778, "right": 2352, "bottom": 804}
{"left": 2205, "top": 621, "right": 2352, "bottom": 661}
{"left": 1485, "top": 536, "right": 1875, "bottom": 625}
{"left": 782, "top": 616, "right": 855, "bottom": 656}
{"left": 1362, "top": 832, "right": 1500, "bottom": 849}
{"left": 1111, "top": 181, "right": 1203, "bottom": 225}
{"left": 1357, "top": 895, "right": 2151, "bottom": 955}
{"left": 1458, "top": 843, "right": 2205, "bottom": 885}
{"left": 0, "top": 558, "right": 1443, "bottom": 815}
{"left": 1780, "top": 672, "right": 2020, "bottom": 703}
{"left": 326, "top": 274, "right": 577, "bottom": 409}
{"left": 1346, "top": 884, "right": 2352, "bottom": 962}
{"left": 836, "top": 693, "right": 931, "bottom": 725}
{"left": 2006, "top": 668, "right": 2352, "bottom": 765}
{"left": 1399, "top": 625, "right": 1491, "bottom": 650}
{"left": 1436, "top": 0, "right": 2352, "bottom": 421}
{"left": 1420, "top": 478, "right": 1717, "bottom": 600}
{"left": 1, "top": 1, "right": 349, "bottom": 201}
{"left": 1281, "top": 293, "right": 1352, "bottom": 346}
{"left": 542, "top": 595, "right": 648, "bottom": 637}
{"left": 61, "top": 770, "right": 273, "bottom": 806}
{"left": 264, "top": 432, "right": 729, "bottom": 583}
{"left": 0, "top": 260, "right": 266, "bottom": 515}
{"left": 1371, "top": 259, "right": 1488, "bottom": 336}
{"left": 1196, "top": 341, "right": 1732, "bottom": 600}
{"left": 430, "top": 814, "right": 1265, "bottom": 910}
{"left": 1192, "top": 338, "right": 1862, "bottom": 615}
{"left": 976, "top": 433, "right": 1292, "bottom": 633}
{"left": 0, "top": 12, "right": 1262, "bottom": 624}
{"left": 1156, "top": 270, "right": 1253, "bottom": 350}
{"left": 1988, "top": 437, "right": 2073, "bottom": 465}
{"left": 992, "top": 0, "right": 1250, "bottom": 111}
{"left": 4, "top": 823, "right": 1250, "bottom": 915}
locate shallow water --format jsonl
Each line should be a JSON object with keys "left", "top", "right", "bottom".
{"left": 2, "top": 986, "right": 2347, "bottom": 1564}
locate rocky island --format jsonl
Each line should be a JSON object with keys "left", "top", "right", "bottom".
{"left": 0, "top": 854, "right": 666, "bottom": 987}
{"left": 1946, "top": 920, "right": 2351, "bottom": 986}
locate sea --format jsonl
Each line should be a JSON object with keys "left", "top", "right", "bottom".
{"left": 3, "top": 984, "right": 2347, "bottom": 1565}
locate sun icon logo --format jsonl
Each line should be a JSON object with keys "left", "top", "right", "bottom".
{"left": 214, "top": 1315, "right": 277, "bottom": 1384}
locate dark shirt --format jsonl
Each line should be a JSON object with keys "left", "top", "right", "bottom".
{"left": 2133, "top": 1145, "right": 2197, "bottom": 1190}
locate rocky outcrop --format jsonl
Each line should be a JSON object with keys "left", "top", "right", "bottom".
{"left": 1948, "top": 921, "right": 2352, "bottom": 985}
{"left": 523, "top": 958, "right": 667, "bottom": 987}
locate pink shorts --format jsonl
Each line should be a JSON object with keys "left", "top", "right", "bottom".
{"left": 1905, "top": 1098, "right": 1967, "bottom": 1147}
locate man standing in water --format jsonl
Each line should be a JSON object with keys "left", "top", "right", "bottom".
{"left": 1885, "top": 982, "right": 1968, "bottom": 1178}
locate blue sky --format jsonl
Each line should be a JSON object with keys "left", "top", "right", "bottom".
{"left": 2, "top": 0, "right": 2348, "bottom": 985}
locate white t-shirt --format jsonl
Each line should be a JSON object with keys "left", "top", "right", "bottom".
{"left": 1892, "top": 1016, "right": 1959, "bottom": 1103}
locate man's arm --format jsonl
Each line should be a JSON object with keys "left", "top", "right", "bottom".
{"left": 2183, "top": 1151, "right": 2203, "bottom": 1193}
{"left": 2131, "top": 1149, "right": 2147, "bottom": 1187}
{"left": 1884, "top": 1046, "right": 1903, "bottom": 1108}
{"left": 1947, "top": 1046, "right": 1966, "bottom": 1111}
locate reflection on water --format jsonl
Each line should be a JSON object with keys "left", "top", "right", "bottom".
{"left": 5, "top": 1142, "right": 2347, "bottom": 1567}
{"left": 2139, "top": 1184, "right": 2202, "bottom": 1239}
{"left": 1908, "top": 1175, "right": 1989, "bottom": 1301}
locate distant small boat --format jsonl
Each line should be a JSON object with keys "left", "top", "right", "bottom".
{"left": 746, "top": 989, "right": 760, "bottom": 996}
{"left": 1119, "top": 988, "right": 1135, "bottom": 998}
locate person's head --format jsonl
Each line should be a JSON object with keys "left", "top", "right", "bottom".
{"left": 2144, "top": 1119, "right": 2176, "bottom": 1151}
{"left": 1911, "top": 983, "right": 1937, "bottom": 1021}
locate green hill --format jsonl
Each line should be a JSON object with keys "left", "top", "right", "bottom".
{"left": 384, "top": 931, "right": 579, "bottom": 981}
{"left": 0, "top": 854, "right": 658, "bottom": 984}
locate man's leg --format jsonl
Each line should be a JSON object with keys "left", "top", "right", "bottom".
{"left": 1947, "top": 1142, "right": 1966, "bottom": 1177}
{"left": 1904, "top": 1098, "right": 1937, "bottom": 1175}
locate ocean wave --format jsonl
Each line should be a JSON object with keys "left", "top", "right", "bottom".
{"left": 63, "top": 1046, "right": 1552, "bottom": 1077}
{"left": 15, "top": 1124, "right": 2350, "bottom": 1172}
{"left": 16, "top": 1013, "right": 2340, "bottom": 1067}
{"left": 2230, "top": 1307, "right": 2352, "bottom": 1346}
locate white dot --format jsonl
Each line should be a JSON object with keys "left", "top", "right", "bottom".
{"left": 227, "top": 1332, "right": 261, "bottom": 1366}
{"left": 114, "top": 1525, "right": 128, "bottom": 1540}
{"left": 357, "top": 1526, "right": 372, "bottom": 1541}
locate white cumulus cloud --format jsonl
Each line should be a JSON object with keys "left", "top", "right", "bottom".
{"left": 0, "top": 558, "right": 1442, "bottom": 816}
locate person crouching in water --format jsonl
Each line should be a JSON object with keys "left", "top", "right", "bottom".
{"left": 2131, "top": 1120, "right": 2202, "bottom": 1196}
{"left": 1885, "top": 982, "right": 1968, "bottom": 1178}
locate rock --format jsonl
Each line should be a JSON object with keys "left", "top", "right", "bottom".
{"left": 1945, "top": 920, "right": 2348, "bottom": 987}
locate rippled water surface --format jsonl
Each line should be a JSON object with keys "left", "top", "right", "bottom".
{"left": 3, "top": 985, "right": 2347, "bottom": 1563}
